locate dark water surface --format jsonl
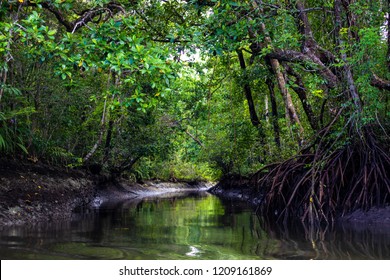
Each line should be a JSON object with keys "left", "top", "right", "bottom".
{"left": 1, "top": 192, "right": 389, "bottom": 259}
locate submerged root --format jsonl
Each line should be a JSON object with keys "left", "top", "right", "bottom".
{"left": 254, "top": 126, "right": 390, "bottom": 224}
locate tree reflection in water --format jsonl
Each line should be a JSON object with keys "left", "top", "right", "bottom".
{"left": 259, "top": 215, "right": 390, "bottom": 259}
{"left": 0, "top": 194, "right": 389, "bottom": 259}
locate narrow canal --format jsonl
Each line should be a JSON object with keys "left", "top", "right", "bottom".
{"left": 1, "top": 192, "right": 389, "bottom": 259}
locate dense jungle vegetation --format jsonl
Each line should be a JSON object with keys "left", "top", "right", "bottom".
{"left": 1, "top": 0, "right": 389, "bottom": 223}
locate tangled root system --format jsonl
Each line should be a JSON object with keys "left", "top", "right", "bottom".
{"left": 254, "top": 125, "right": 390, "bottom": 225}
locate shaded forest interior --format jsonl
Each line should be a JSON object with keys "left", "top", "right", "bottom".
{"left": 0, "top": 0, "right": 389, "bottom": 223}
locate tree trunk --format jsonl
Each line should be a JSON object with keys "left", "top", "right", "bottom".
{"left": 83, "top": 101, "right": 107, "bottom": 162}
{"left": 267, "top": 57, "right": 304, "bottom": 137}
{"left": 103, "top": 119, "right": 114, "bottom": 163}
{"left": 387, "top": 0, "right": 390, "bottom": 71}
{"left": 292, "top": 1, "right": 339, "bottom": 88}
{"left": 0, "top": 69, "right": 7, "bottom": 105}
{"left": 341, "top": 0, "right": 359, "bottom": 41}
{"left": 284, "top": 64, "right": 319, "bottom": 130}
{"left": 236, "top": 49, "right": 261, "bottom": 128}
{"left": 334, "top": 0, "right": 362, "bottom": 111}
{"left": 236, "top": 49, "right": 266, "bottom": 142}
{"left": 250, "top": 1, "right": 304, "bottom": 138}
{"left": 266, "top": 78, "right": 281, "bottom": 147}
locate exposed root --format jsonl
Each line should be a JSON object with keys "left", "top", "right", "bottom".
{"left": 254, "top": 125, "right": 390, "bottom": 225}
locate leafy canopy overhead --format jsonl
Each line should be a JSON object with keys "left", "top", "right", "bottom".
{"left": 0, "top": 0, "right": 389, "bottom": 182}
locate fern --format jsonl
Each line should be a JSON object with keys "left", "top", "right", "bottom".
{"left": 0, "top": 134, "right": 6, "bottom": 151}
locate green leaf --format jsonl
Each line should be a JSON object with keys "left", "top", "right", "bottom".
{"left": 16, "top": 143, "right": 29, "bottom": 154}
{"left": 48, "top": 29, "right": 57, "bottom": 36}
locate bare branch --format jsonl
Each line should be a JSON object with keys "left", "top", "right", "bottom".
{"left": 32, "top": 1, "right": 124, "bottom": 33}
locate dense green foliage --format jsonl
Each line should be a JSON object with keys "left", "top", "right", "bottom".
{"left": 0, "top": 0, "right": 389, "bottom": 191}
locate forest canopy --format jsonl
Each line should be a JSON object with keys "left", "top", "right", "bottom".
{"left": 1, "top": 0, "right": 389, "bottom": 222}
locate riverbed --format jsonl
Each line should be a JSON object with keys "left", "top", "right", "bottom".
{"left": 1, "top": 191, "right": 389, "bottom": 260}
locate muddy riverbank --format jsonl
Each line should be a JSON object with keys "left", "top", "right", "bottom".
{"left": 1, "top": 158, "right": 389, "bottom": 227}
{"left": 0, "top": 159, "right": 95, "bottom": 226}
{"left": 0, "top": 159, "right": 211, "bottom": 226}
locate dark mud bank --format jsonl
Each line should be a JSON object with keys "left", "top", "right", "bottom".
{"left": 0, "top": 159, "right": 95, "bottom": 226}
{"left": 0, "top": 159, "right": 212, "bottom": 226}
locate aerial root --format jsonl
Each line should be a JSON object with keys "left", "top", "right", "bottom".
{"left": 254, "top": 127, "right": 390, "bottom": 224}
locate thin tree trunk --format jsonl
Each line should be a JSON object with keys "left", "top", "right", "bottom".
{"left": 264, "top": 94, "right": 269, "bottom": 123}
{"left": 245, "top": 1, "right": 304, "bottom": 144}
{"left": 0, "top": 9, "right": 17, "bottom": 105}
{"left": 334, "top": 0, "right": 362, "bottom": 111}
{"left": 83, "top": 97, "right": 108, "bottom": 162}
{"left": 266, "top": 78, "right": 281, "bottom": 147}
{"left": 267, "top": 57, "right": 304, "bottom": 137}
{"left": 236, "top": 48, "right": 266, "bottom": 143}
{"left": 103, "top": 119, "right": 114, "bottom": 163}
{"left": 0, "top": 69, "right": 7, "bottom": 104}
{"left": 236, "top": 49, "right": 261, "bottom": 128}
{"left": 341, "top": 0, "right": 359, "bottom": 41}
{"left": 84, "top": 71, "right": 117, "bottom": 163}
{"left": 251, "top": 1, "right": 304, "bottom": 138}
{"left": 387, "top": 0, "right": 390, "bottom": 71}
{"left": 284, "top": 64, "right": 319, "bottom": 130}
{"left": 294, "top": 1, "right": 339, "bottom": 86}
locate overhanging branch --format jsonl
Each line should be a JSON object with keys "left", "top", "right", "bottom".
{"left": 267, "top": 50, "right": 339, "bottom": 88}
{"left": 31, "top": 1, "right": 124, "bottom": 33}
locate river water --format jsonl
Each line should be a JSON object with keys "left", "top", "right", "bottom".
{"left": 0, "top": 191, "right": 389, "bottom": 259}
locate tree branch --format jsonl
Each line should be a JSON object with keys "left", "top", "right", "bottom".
{"left": 267, "top": 50, "right": 338, "bottom": 88}
{"left": 371, "top": 73, "right": 390, "bottom": 91}
{"left": 34, "top": 1, "right": 124, "bottom": 33}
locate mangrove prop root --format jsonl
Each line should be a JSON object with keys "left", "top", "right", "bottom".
{"left": 254, "top": 127, "right": 390, "bottom": 224}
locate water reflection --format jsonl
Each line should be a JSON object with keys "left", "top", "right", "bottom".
{"left": 259, "top": 217, "right": 390, "bottom": 259}
{"left": 0, "top": 192, "right": 389, "bottom": 259}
